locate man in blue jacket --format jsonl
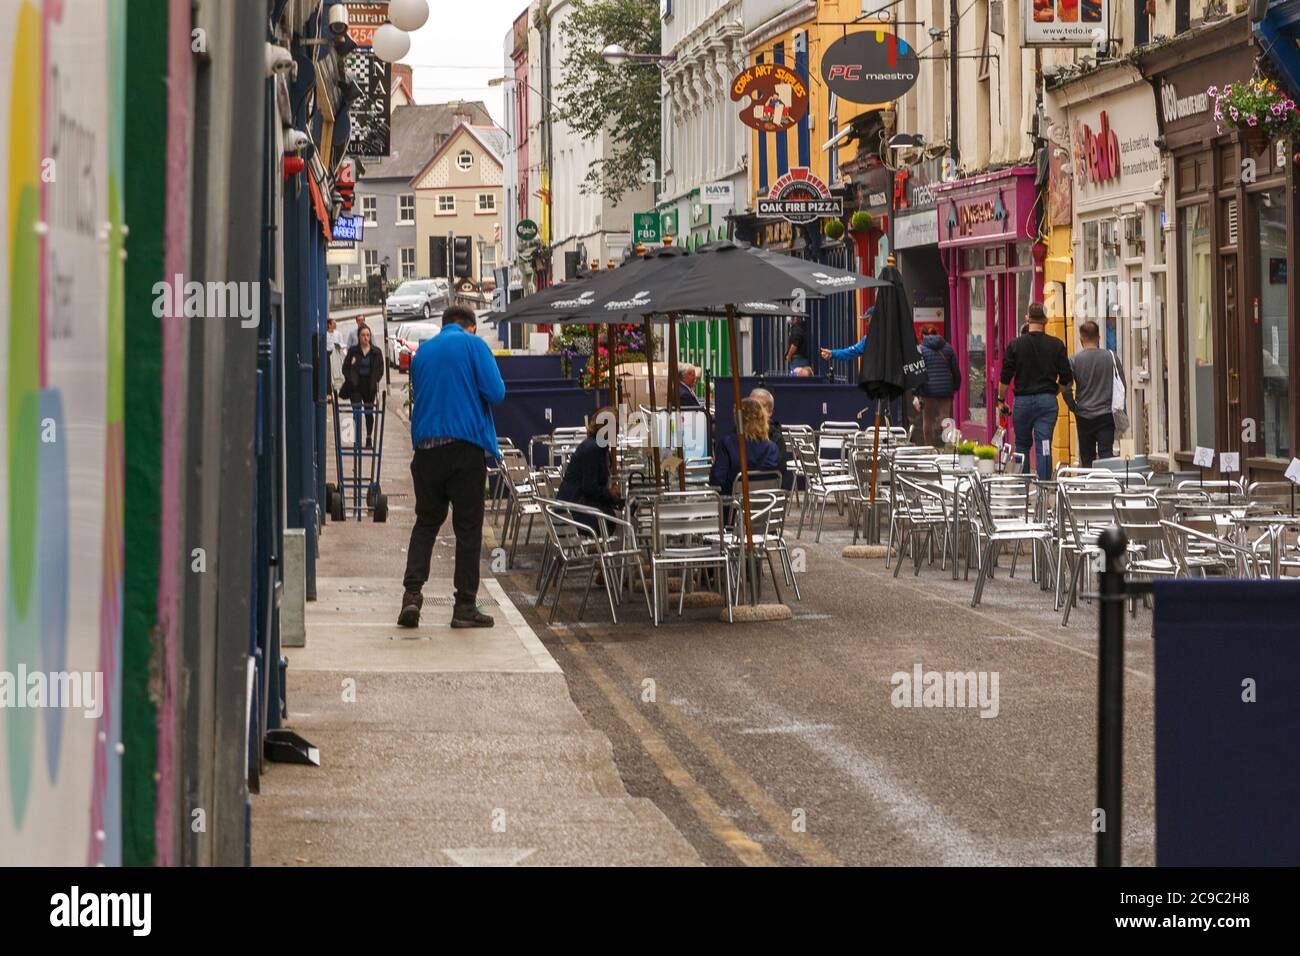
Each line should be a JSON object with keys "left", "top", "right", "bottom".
{"left": 398, "top": 305, "right": 506, "bottom": 629}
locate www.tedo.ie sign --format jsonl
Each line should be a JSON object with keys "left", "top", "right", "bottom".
{"left": 758, "top": 167, "right": 842, "bottom": 224}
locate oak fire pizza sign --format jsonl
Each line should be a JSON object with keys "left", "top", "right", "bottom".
{"left": 731, "top": 63, "right": 808, "bottom": 133}
{"left": 758, "top": 168, "right": 842, "bottom": 224}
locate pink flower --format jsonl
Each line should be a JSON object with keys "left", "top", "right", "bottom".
{"left": 1208, "top": 85, "right": 1219, "bottom": 97}
{"left": 1248, "top": 115, "right": 1258, "bottom": 126}
{"left": 1230, "top": 106, "right": 1239, "bottom": 120}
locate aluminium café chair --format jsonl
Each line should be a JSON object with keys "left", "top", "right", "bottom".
{"left": 536, "top": 498, "right": 652, "bottom": 625}
{"left": 1111, "top": 493, "right": 1179, "bottom": 612}
{"left": 794, "top": 441, "right": 859, "bottom": 542}
{"left": 649, "top": 491, "right": 734, "bottom": 625}
{"left": 1056, "top": 479, "right": 1121, "bottom": 625}
{"left": 1159, "top": 520, "right": 1263, "bottom": 580}
{"left": 884, "top": 456, "right": 942, "bottom": 567}
{"left": 964, "top": 477, "right": 1055, "bottom": 608}
{"left": 491, "top": 441, "right": 521, "bottom": 526}
{"left": 892, "top": 476, "right": 951, "bottom": 579}
{"left": 534, "top": 498, "right": 601, "bottom": 624}
{"left": 706, "top": 490, "right": 781, "bottom": 604}
{"left": 500, "top": 454, "right": 544, "bottom": 569}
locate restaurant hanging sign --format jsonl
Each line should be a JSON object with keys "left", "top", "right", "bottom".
{"left": 758, "top": 168, "right": 843, "bottom": 224}
{"left": 820, "top": 30, "right": 919, "bottom": 104}
{"left": 345, "top": 1, "right": 392, "bottom": 157}
{"left": 731, "top": 62, "right": 808, "bottom": 133}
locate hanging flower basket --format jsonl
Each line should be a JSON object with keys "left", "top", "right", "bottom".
{"left": 1209, "top": 78, "right": 1300, "bottom": 152}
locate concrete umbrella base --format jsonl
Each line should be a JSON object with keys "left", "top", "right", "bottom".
{"left": 842, "top": 544, "right": 889, "bottom": 559}
{"left": 722, "top": 603, "right": 793, "bottom": 623}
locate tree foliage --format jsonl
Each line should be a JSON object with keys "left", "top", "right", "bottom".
{"left": 553, "top": 0, "right": 661, "bottom": 204}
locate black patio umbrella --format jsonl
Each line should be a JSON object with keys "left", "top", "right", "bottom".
{"left": 856, "top": 261, "right": 929, "bottom": 512}
{"left": 593, "top": 241, "right": 884, "bottom": 607}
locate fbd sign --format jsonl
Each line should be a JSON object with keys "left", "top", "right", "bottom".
{"left": 820, "top": 31, "right": 919, "bottom": 104}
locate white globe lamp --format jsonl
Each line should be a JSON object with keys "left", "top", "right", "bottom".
{"left": 372, "top": 22, "right": 410, "bottom": 63}
{"left": 388, "top": 0, "right": 430, "bottom": 32}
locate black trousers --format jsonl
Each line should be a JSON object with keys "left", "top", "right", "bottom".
{"left": 402, "top": 441, "right": 488, "bottom": 606}
{"left": 1076, "top": 412, "right": 1115, "bottom": 467}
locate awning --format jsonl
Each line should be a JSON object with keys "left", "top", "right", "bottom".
{"left": 307, "top": 174, "right": 333, "bottom": 244}
{"left": 1254, "top": 0, "right": 1300, "bottom": 99}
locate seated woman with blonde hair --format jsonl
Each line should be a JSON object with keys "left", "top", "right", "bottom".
{"left": 710, "top": 398, "right": 781, "bottom": 493}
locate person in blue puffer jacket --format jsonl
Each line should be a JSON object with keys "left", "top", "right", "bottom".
{"left": 916, "top": 325, "right": 960, "bottom": 448}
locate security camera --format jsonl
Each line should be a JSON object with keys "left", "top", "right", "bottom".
{"left": 285, "top": 128, "right": 311, "bottom": 152}
{"left": 265, "top": 43, "right": 297, "bottom": 79}
{"left": 328, "top": 3, "right": 349, "bottom": 37}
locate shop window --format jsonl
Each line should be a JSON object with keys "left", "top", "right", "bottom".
{"left": 1083, "top": 220, "right": 1100, "bottom": 272}
{"left": 1099, "top": 220, "right": 1119, "bottom": 270}
{"left": 962, "top": 247, "right": 982, "bottom": 272}
{"left": 1124, "top": 214, "right": 1144, "bottom": 260}
{"left": 1153, "top": 204, "right": 1167, "bottom": 266}
{"left": 1255, "top": 188, "right": 1290, "bottom": 458}
{"left": 1180, "top": 205, "right": 1214, "bottom": 450}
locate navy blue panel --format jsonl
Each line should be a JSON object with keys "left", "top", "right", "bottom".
{"left": 756, "top": 53, "right": 769, "bottom": 195}
{"left": 496, "top": 354, "right": 565, "bottom": 380}
{"left": 713, "top": 376, "right": 870, "bottom": 443}
{"left": 1153, "top": 580, "right": 1300, "bottom": 865}
{"left": 493, "top": 387, "right": 600, "bottom": 461}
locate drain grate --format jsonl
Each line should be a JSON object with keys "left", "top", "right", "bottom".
{"left": 423, "top": 595, "right": 499, "bottom": 607}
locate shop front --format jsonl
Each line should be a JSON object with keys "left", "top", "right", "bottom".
{"left": 1142, "top": 18, "right": 1299, "bottom": 479}
{"left": 891, "top": 156, "right": 949, "bottom": 341}
{"left": 1055, "top": 64, "right": 1168, "bottom": 460}
{"left": 935, "top": 166, "right": 1041, "bottom": 442}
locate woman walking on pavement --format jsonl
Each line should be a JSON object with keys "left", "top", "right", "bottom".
{"left": 341, "top": 324, "right": 384, "bottom": 449}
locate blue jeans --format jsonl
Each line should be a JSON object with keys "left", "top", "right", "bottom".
{"left": 1012, "top": 393, "right": 1058, "bottom": 480}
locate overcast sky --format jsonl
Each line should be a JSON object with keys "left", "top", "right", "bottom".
{"left": 400, "top": 1, "right": 525, "bottom": 126}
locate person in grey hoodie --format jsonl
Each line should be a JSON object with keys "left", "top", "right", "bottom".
{"left": 1069, "top": 319, "right": 1126, "bottom": 466}
{"left": 915, "top": 326, "right": 960, "bottom": 448}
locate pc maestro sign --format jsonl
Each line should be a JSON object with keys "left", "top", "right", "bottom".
{"left": 758, "top": 168, "right": 843, "bottom": 224}
{"left": 820, "top": 30, "right": 919, "bottom": 104}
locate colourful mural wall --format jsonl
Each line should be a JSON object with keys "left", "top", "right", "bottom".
{"left": 0, "top": 0, "right": 125, "bottom": 865}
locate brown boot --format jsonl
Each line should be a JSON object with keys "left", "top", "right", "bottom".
{"left": 397, "top": 590, "right": 423, "bottom": 628}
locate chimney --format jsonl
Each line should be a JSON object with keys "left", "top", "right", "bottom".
{"left": 451, "top": 100, "right": 472, "bottom": 127}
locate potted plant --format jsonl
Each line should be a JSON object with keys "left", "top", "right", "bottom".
{"left": 824, "top": 218, "right": 846, "bottom": 241}
{"left": 849, "top": 210, "right": 874, "bottom": 235}
{"left": 1209, "top": 77, "right": 1300, "bottom": 154}
{"left": 974, "top": 444, "right": 997, "bottom": 475}
{"left": 956, "top": 440, "right": 976, "bottom": 471}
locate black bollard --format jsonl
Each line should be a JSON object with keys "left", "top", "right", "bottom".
{"left": 1096, "top": 525, "right": 1128, "bottom": 867}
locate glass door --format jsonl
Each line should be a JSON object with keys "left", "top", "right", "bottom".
{"left": 964, "top": 272, "right": 988, "bottom": 436}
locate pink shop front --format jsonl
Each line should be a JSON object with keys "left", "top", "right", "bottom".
{"left": 935, "top": 167, "right": 1043, "bottom": 443}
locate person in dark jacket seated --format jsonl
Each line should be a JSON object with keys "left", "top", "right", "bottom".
{"left": 711, "top": 398, "right": 782, "bottom": 494}
{"left": 557, "top": 407, "right": 625, "bottom": 529}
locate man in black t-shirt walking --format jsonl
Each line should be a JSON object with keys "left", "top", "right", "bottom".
{"left": 785, "top": 315, "right": 811, "bottom": 373}
{"left": 996, "top": 302, "right": 1074, "bottom": 480}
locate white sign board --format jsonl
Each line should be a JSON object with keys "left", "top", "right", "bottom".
{"left": 1193, "top": 446, "right": 1215, "bottom": 468}
{"left": 701, "top": 181, "right": 734, "bottom": 205}
{"left": 1023, "top": 0, "right": 1111, "bottom": 48}
{"left": 1219, "top": 452, "right": 1240, "bottom": 474}
{"left": 894, "top": 209, "right": 939, "bottom": 249}
{"left": 1284, "top": 458, "right": 1300, "bottom": 485}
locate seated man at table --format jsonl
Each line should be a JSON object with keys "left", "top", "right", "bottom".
{"left": 710, "top": 398, "right": 782, "bottom": 494}
{"left": 679, "top": 364, "right": 704, "bottom": 409}
{"left": 557, "top": 407, "right": 624, "bottom": 528}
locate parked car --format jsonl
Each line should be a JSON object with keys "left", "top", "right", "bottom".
{"left": 385, "top": 278, "right": 448, "bottom": 321}
{"left": 390, "top": 321, "right": 442, "bottom": 373}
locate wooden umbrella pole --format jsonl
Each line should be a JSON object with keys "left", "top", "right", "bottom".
{"left": 607, "top": 321, "right": 618, "bottom": 477}
{"left": 643, "top": 314, "right": 662, "bottom": 485}
{"left": 668, "top": 312, "right": 686, "bottom": 491}
{"left": 726, "top": 304, "right": 757, "bottom": 605}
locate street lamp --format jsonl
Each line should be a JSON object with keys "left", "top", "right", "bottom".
{"left": 600, "top": 43, "right": 676, "bottom": 67}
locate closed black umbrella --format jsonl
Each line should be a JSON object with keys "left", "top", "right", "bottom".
{"left": 856, "top": 262, "right": 929, "bottom": 515}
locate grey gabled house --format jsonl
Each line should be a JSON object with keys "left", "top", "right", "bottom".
{"left": 342, "top": 100, "right": 493, "bottom": 282}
